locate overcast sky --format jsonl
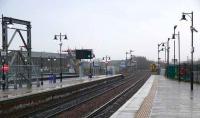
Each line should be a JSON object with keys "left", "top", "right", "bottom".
{"left": 0, "top": 0, "right": 200, "bottom": 62}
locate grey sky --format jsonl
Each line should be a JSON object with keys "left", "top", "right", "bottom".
{"left": 0, "top": 0, "right": 200, "bottom": 62}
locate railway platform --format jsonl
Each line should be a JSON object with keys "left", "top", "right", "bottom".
{"left": 0, "top": 75, "right": 113, "bottom": 101}
{"left": 111, "top": 75, "right": 200, "bottom": 118}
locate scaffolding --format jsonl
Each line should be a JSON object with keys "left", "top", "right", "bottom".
{"left": 1, "top": 15, "right": 32, "bottom": 89}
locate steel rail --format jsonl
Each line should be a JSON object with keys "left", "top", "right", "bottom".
{"left": 45, "top": 72, "right": 147, "bottom": 117}
{"left": 85, "top": 72, "right": 150, "bottom": 118}
{"left": 20, "top": 75, "right": 127, "bottom": 117}
{"left": 33, "top": 74, "right": 135, "bottom": 118}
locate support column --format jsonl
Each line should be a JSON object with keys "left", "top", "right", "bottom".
{"left": 2, "top": 16, "right": 8, "bottom": 89}
{"left": 27, "top": 24, "right": 32, "bottom": 88}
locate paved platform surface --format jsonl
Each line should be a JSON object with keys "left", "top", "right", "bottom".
{"left": 111, "top": 74, "right": 155, "bottom": 118}
{"left": 111, "top": 75, "right": 200, "bottom": 118}
{"left": 0, "top": 75, "right": 116, "bottom": 101}
{"left": 150, "top": 76, "right": 200, "bottom": 118}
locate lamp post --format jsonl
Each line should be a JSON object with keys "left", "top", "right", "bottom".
{"left": 125, "top": 52, "right": 128, "bottom": 67}
{"left": 47, "top": 57, "right": 56, "bottom": 75}
{"left": 172, "top": 25, "right": 181, "bottom": 81}
{"left": 125, "top": 50, "right": 134, "bottom": 71}
{"left": 88, "top": 51, "right": 94, "bottom": 78}
{"left": 103, "top": 56, "right": 110, "bottom": 75}
{"left": 161, "top": 42, "right": 167, "bottom": 63}
{"left": 130, "top": 52, "right": 136, "bottom": 72}
{"left": 164, "top": 44, "right": 167, "bottom": 63}
{"left": 167, "top": 38, "right": 172, "bottom": 77}
{"left": 129, "top": 50, "right": 133, "bottom": 69}
{"left": 89, "top": 58, "right": 92, "bottom": 78}
{"left": 158, "top": 43, "right": 164, "bottom": 74}
{"left": 62, "top": 50, "right": 69, "bottom": 74}
{"left": 54, "top": 33, "right": 68, "bottom": 82}
{"left": 167, "top": 34, "right": 176, "bottom": 77}
{"left": 47, "top": 57, "right": 56, "bottom": 83}
{"left": 130, "top": 50, "right": 133, "bottom": 55}
{"left": 40, "top": 56, "right": 43, "bottom": 85}
{"left": 173, "top": 36, "right": 176, "bottom": 68}
{"left": 180, "top": 11, "right": 198, "bottom": 91}
{"left": 167, "top": 38, "right": 170, "bottom": 67}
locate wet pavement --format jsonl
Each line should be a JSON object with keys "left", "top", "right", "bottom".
{"left": 0, "top": 75, "right": 114, "bottom": 101}
{"left": 150, "top": 76, "right": 200, "bottom": 118}
{"left": 111, "top": 75, "right": 200, "bottom": 118}
{"left": 111, "top": 75, "right": 155, "bottom": 118}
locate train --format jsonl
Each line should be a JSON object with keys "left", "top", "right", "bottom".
{"left": 150, "top": 64, "right": 157, "bottom": 72}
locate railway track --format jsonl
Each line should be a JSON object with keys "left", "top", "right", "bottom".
{"left": 35, "top": 71, "right": 150, "bottom": 118}
{"left": 0, "top": 71, "right": 150, "bottom": 118}
{"left": 18, "top": 75, "right": 124, "bottom": 118}
{"left": 0, "top": 75, "right": 122, "bottom": 117}
{"left": 86, "top": 71, "right": 150, "bottom": 118}
{"left": 23, "top": 73, "right": 135, "bottom": 118}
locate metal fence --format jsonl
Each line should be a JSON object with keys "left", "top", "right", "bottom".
{"left": 5, "top": 65, "right": 41, "bottom": 88}
{"left": 166, "top": 63, "right": 200, "bottom": 83}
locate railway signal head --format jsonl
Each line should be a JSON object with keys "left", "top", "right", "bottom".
{"left": 181, "top": 14, "right": 187, "bottom": 21}
{"left": 64, "top": 35, "right": 68, "bottom": 39}
{"left": 54, "top": 35, "right": 57, "bottom": 40}
{"left": 172, "top": 34, "right": 175, "bottom": 39}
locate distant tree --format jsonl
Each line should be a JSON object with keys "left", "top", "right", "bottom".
{"left": 134, "top": 56, "right": 154, "bottom": 70}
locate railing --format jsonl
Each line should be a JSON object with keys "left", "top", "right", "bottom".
{"left": 166, "top": 63, "right": 200, "bottom": 83}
